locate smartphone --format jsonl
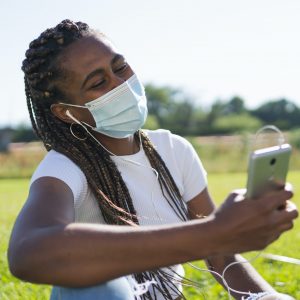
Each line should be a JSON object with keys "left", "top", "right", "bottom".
{"left": 246, "top": 143, "right": 291, "bottom": 198}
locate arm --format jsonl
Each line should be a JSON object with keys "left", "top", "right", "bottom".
{"left": 7, "top": 177, "right": 221, "bottom": 287}
{"left": 8, "top": 177, "right": 296, "bottom": 288}
{"left": 187, "top": 187, "right": 294, "bottom": 299}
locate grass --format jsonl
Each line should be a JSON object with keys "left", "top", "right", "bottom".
{"left": 0, "top": 179, "right": 51, "bottom": 300}
{"left": 3, "top": 133, "right": 300, "bottom": 179}
{"left": 0, "top": 137, "right": 299, "bottom": 299}
{"left": 188, "top": 135, "right": 300, "bottom": 174}
{"left": 1, "top": 173, "right": 299, "bottom": 299}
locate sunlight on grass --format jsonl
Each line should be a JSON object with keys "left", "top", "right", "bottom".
{"left": 1, "top": 172, "right": 299, "bottom": 299}
{"left": 0, "top": 179, "right": 51, "bottom": 300}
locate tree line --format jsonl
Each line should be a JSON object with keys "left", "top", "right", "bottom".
{"left": 145, "top": 84, "right": 300, "bottom": 136}
{"left": 5, "top": 84, "right": 300, "bottom": 143}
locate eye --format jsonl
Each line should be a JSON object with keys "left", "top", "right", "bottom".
{"left": 90, "top": 79, "right": 105, "bottom": 89}
{"left": 114, "top": 63, "right": 128, "bottom": 73}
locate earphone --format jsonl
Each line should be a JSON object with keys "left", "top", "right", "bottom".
{"left": 66, "top": 110, "right": 158, "bottom": 175}
{"left": 66, "top": 110, "right": 162, "bottom": 221}
{"left": 66, "top": 109, "right": 79, "bottom": 123}
{"left": 66, "top": 114, "right": 293, "bottom": 298}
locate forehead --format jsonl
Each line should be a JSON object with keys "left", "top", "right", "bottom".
{"left": 58, "top": 35, "right": 119, "bottom": 76}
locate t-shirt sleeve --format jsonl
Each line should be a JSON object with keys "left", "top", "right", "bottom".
{"left": 172, "top": 134, "right": 208, "bottom": 202}
{"left": 30, "top": 150, "right": 88, "bottom": 207}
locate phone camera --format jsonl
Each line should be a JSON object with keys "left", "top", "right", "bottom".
{"left": 270, "top": 158, "right": 276, "bottom": 165}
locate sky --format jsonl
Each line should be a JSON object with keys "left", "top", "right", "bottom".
{"left": 0, "top": 0, "right": 299, "bottom": 126}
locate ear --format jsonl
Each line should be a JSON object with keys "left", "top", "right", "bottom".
{"left": 50, "top": 104, "right": 74, "bottom": 124}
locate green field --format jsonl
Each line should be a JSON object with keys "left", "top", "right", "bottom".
{"left": 1, "top": 173, "right": 299, "bottom": 299}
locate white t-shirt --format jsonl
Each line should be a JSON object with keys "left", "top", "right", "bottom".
{"left": 30, "top": 129, "right": 207, "bottom": 299}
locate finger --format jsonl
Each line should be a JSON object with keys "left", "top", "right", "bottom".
{"left": 259, "top": 181, "right": 292, "bottom": 198}
{"left": 278, "top": 221, "right": 294, "bottom": 233}
{"left": 281, "top": 201, "right": 298, "bottom": 220}
{"left": 265, "top": 179, "right": 285, "bottom": 191}
{"left": 273, "top": 205, "right": 298, "bottom": 228}
{"left": 258, "top": 189, "right": 293, "bottom": 211}
{"left": 223, "top": 190, "right": 246, "bottom": 206}
{"left": 276, "top": 194, "right": 295, "bottom": 211}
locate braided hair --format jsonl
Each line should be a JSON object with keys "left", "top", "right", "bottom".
{"left": 22, "top": 19, "right": 190, "bottom": 299}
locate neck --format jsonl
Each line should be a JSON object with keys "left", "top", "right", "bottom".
{"left": 93, "top": 131, "right": 140, "bottom": 156}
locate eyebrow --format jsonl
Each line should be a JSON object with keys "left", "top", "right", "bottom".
{"left": 81, "top": 54, "right": 125, "bottom": 89}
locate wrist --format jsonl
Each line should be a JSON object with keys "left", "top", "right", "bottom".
{"left": 183, "top": 215, "right": 225, "bottom": 260}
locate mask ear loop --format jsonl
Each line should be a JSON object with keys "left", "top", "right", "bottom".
{"left": 66, "top": 110, "right": 90, "bottom": 141}
{"left": 66, "top": 114, "right": 160, "bottom": 186}
{"left": 252, "top": 125, "right": 285, "bottom": 151}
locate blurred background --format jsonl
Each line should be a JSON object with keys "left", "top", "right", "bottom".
{"left": 1, "top": 1, "right": 300, "bottom": 299}
{"left": 1, "top": 0, "right": 300, "bottom": 174}
{"left": 1, "top": 0, "right": 300, "bottom": 167}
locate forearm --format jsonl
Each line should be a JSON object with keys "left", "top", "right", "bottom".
{"left": 206, "top": 254, "right": 275, "bottom": 299}
{"left": 9, "top": 218, "right": 220, "bottom": 287}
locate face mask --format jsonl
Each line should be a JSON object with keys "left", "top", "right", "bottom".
{"left": 62, "top": 74, "right": 148, "bottom": 139}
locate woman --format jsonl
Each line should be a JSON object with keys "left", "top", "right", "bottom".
{"left": 8, "top": 19, "right": 298, "bottom": 300}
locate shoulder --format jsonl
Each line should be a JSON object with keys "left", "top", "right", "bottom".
{"left": 143, "top": 129, "right": 191, "bottom": 150}
{"left": 143, "top": 128, "right": 200, "bottom": 171}
{"left": 31, "top": 150, "right": 85, "bottom": 182}
{"left": 30, "top": 150, "right": 88, "bottom": 205}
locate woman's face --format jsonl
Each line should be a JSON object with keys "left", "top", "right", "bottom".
{"left": 52, "top": 34, "right": 134, "bottom": 127}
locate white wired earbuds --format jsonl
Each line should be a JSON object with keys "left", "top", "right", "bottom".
{"left": 66, "top": 109, "right": 156, "bottom": 172}
{"left": 66, "top": 111, "right": 273, "bottom": 298}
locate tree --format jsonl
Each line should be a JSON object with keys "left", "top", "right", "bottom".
{"left": 145, "top": 84, "right": 176, "bottom": 124}
{"left": 162, "top": 100, "right": 195, "bottom": 135}
{"left": 212, "top": 113, "right": 262, "bottom": 134}
{"left": 205, "top": 97, "right": 247, "bottom": 134}
{"left": 226, "top": 96, "right": 246, "bottom": 114}
{"left": 145, "top": 84, "right": 198, "bottom": 135}
{"left": 251, "top": 99, "right": 300, "bottom": 130}
{"left": 12, "top": 125, "right": 37, "bottom": 142}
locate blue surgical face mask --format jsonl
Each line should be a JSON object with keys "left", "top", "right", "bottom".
{"left": 62, "top": 74, "right": 148, "bottom": 139}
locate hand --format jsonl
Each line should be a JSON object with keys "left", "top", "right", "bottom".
{"left": 212, "top": 183, "right": 298, "bottom": 254}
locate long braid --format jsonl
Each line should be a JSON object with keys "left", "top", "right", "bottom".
{"left": 140, "top": 131, "right": 189, "bottom": 221}
{"left": 22, "top": 19, "right": 189, "bottom": 299}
